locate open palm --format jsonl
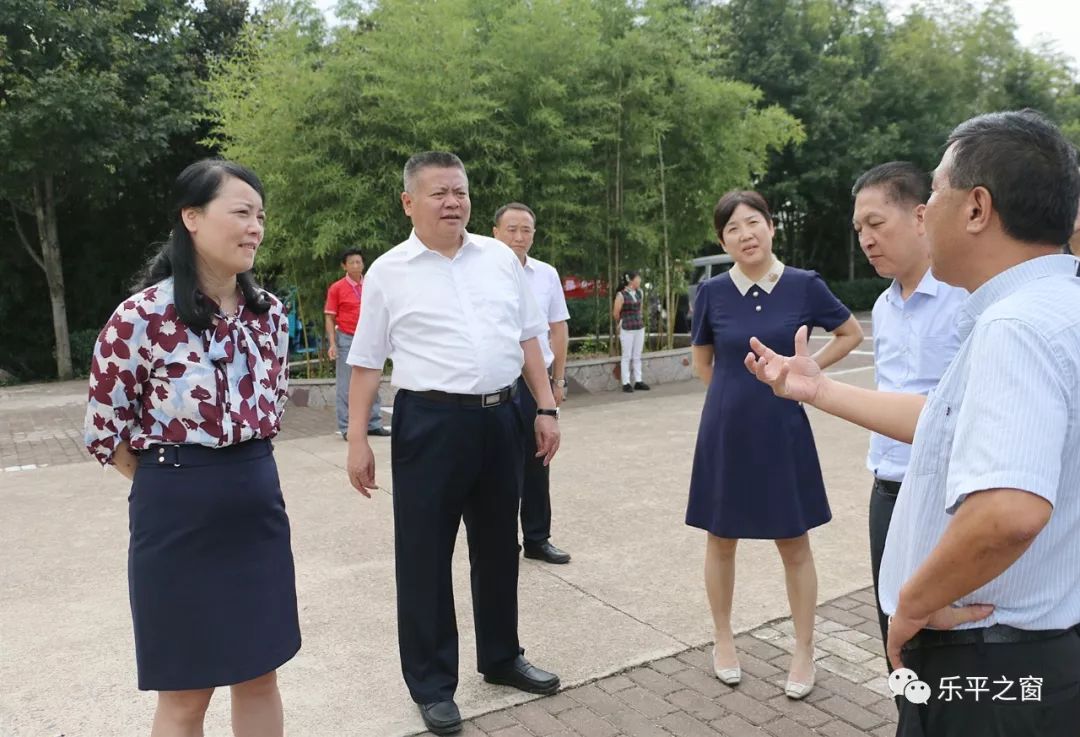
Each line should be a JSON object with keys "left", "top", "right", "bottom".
{"left": 743, "top": 325, "right": 823, "bottom": 403}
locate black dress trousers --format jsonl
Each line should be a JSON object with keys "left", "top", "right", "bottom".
{"left": 390, "top": 389, "right": 526, "bottom": 704}
{"left": 896, "top": 629, "right": 1080, "bottom": 737}
{"left": 869, "top": 477, "right": 900, "bottom": 662}
{"left": 514, "top": 376, "right": 552, "bottom": 544}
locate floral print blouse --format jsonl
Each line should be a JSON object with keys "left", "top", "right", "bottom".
{"left": 84, "top": 278, "right": 290, "bottom": 465}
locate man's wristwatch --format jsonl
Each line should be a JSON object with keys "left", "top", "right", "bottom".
{"left": 551, "top": 377, "right": 568, "bottom": 388}
{"left": 536, "top": 408, "right": 560, "bottom": 419}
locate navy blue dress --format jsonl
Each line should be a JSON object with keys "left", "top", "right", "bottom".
{"left": 686, "top": 268, "right": 851, "bottom": 539}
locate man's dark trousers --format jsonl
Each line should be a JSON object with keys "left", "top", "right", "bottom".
{"left": 514, "top": 376, "right": 551, "bottom": 545}
{"left": 870, "top": 477, "right": 900, "bottom": 657}
{"left": 897, "top": 628, "right": 1080, "bottom": 736}
{"left": 391, "top": 390, "right": 525, "bottom": 704}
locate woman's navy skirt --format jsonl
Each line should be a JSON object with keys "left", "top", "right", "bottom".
{"left": 129, "top": 439, "right": 301, "bottom": 691}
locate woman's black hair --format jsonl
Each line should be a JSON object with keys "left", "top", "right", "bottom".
{"left": 617, "top": 270, "right": 641, "bottom": 293}
{"left": 133, "top": 158, "right": 272, "bottom": 331}
{"left": 714, "top": 190, "right": 773, "bottom": 244}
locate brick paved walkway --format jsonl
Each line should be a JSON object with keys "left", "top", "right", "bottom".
{"left": 441, "top": 588, "right": 897, "bottom": 737}
{"left": 0, "top": 396, "right": 340, "bottom": 472}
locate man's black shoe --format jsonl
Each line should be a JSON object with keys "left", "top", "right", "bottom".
{"left": 368, "top": 427, "right": 392, "bottom": 437}
{"left": 341, "top": 432, "right": 347, "bottom": 441}
{"left": 622, "top": 383, "right": 634, "bottom": 393}
{"left": 523, "top": 541, "right": 571, "bottom": 564}
{"left": 418, "top": 701, "right": 462, "bottom": 735}
{"left": 484, "top": 656, "right": 560, "bottom": 695}
{"left": 634, "top": 382, "right": 651, "bottom": 390}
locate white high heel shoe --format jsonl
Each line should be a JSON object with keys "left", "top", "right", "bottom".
{"left": 785, "top": 665, "right": 816, "bottom": 700}
{"left": 711, "top": 645, "right": 741, "bottom": 686}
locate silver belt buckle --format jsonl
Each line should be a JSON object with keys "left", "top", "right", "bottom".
{"left": 482, "top": 391, "right": 500, "bottom": 407}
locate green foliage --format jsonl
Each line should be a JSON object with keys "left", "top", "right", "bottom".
{"left": 68, "top": 328, "right": 101, "bottom": 378}
{"left": 5, "top": 0, "right": 1080, "bottom": 379}
{"left": 205, "top": 0, "right": 802, "bottom": 320}
{"left": 713, "top": 0, "right": 1080, "bottom": 278}
{"left": 0, "top": 0, "right": 251, "bottom": 378}
{"left": 566, "top": 297, "right": 611, "bottom": 339}
{"left": 0, "top": 0, "right": 201, "bottom": 195}
{"left": 826, "top": 277, "right": 890, "bottom": 312}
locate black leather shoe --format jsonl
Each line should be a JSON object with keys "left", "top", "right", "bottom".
{"left": 622, "top": 383, "right": 634, "bottom": 393}
{"left": 484, "top": 656, "right": 560, "bottom": 695}
{"left": 523, "top": 541, "right": 571, "bottom": 564}
{"left": 367, "top": 427, "right": 392, "bottom": 437}
{"left": 418, "top": 701, "right": 462, "bottom": 735}
{"left": 341, "top": 432, "right": 347, "bottom": 441}
{"left": 634, "top": 382, "right": 651, "bottom": 390}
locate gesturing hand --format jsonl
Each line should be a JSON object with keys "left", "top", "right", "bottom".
{"left": 743, "top": 325, "right": 824, "bottom": 404}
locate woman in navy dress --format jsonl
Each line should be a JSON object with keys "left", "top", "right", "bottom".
{"left": 687, "top": 191, "right": 863, "bottom": 699}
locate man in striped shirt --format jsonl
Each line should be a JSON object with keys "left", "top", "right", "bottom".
{"left": 748, "top": 110, "right": 1080, "bottom": 736}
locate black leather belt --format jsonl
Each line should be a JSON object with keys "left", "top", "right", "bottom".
{"left": 406, "top": 384, "right": 517, "bottom": 408}
{"left": 139, "top": 438, "right": 271, "bottom": 467}
{"left": 874, "top": 477, "right": 902, "bottom": 495}
{"left": 904, "top": 624, "right": 1069, "bottom": 651}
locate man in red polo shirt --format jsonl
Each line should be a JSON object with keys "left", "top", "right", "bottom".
{"left": 325, "top": 248, "right": 390, "bottom": 439}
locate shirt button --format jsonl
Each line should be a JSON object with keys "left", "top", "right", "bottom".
{"left": 753, "top": 291, "right": 760, "bottom": 297}
{"left": 755, "top": 305, "right": 762, "bottom": 312}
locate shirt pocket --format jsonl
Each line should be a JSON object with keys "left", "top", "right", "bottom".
{"left": 916, "top": 335, "right": 958, "bottom": 383}
{"left": 906, "top": 391, "right": 957, "bottom": 478}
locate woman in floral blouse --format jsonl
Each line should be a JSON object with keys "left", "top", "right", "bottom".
{"left": 84, "top": 159, "right": 300, "bottom": 737}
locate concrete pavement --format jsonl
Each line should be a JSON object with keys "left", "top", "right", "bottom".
{"left": 1, "top": 332, "right": 889, "bottom": 737}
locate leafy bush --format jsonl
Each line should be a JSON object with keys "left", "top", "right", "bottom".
{"left": 69, "top": 328, "right": 101, "bottom": 378}
{"left": 566, "top": 297, "right": 610, "bottom": 338}
{"left": 825, "top": 278, "right": 889, "bottom": 312}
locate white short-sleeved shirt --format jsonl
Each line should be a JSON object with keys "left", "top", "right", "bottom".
{"left": 523, "top": 256, "right": 570, "bottom": 368}
{"left": 879, "top": 255, "right": 1080, "bottom": 630}
{"left": 346, "top": 230, "right": 547, "bottom": 394}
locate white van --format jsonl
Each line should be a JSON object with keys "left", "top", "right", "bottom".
{"left": 687, "top": 253, "right": 735, "bottom": 326}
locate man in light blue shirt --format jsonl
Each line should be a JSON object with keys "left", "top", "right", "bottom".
{"left": 747, "top": 110, "right": 1080, "bottom": 736}
{"left": 851, "top": 162, "right": 967, "bottom": 655}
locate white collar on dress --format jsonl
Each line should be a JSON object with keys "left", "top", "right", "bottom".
{"left": 729, "top": 258, "right": 785, "bottom": 296}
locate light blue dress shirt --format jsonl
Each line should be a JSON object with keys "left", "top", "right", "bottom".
{"left": 867, "top": 270, "right": 967, "bottom": 482}
{"left": 879, "top": 255, "right": 1080, "bottom": 630}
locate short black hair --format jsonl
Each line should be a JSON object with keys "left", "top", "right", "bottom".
{"left": 403, "top": 151, "right": 466, "bottom": 192}
{"left": 494, "top": 202, "right": 536, "bottom": 226}
{"left": 714, "top": 191, "right": 772, "bottom": 241}
{"left": 944, "top": 110, "right": 1080, "bottom": 246}
{"left": 852, "top": 162, "right": 929, "bottom": 207}
{"left": 340, "top": 248, "right": 364, "bottom": 264}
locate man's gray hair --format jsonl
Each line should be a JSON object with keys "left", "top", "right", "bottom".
{"left": 403, "top": 151, "right": 467, "bottom": 192}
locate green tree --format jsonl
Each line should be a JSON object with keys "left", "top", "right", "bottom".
{"left": 207, "top": 0, "right": 800, "bottom": 347}
{"left": 712, "top": 0, "right": 1080, "bottom": 282}
{"left": 0, "top": 0, "right": 212, "bottom": 379}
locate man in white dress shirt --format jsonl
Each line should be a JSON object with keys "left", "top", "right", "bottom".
{"left": 344, "top": 152, "right": 562, "bottom": 735}
{"left": 493, "top": 202, "right": 573, "bottom": 565}
{"left": 851, "top": 162, "right": 967, "bottom": 658}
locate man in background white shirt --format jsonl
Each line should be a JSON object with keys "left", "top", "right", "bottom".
{"left": 851, "top": 161, "right": 967, "bottom": 658}
{"left": 344, "top": 152, "right": 562, "bottom": 735}
{"left": 493, "top": 202, "right": 572, "bottom": 565}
